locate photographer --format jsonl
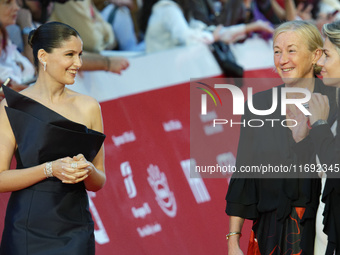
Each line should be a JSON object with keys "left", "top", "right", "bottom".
{"left": 8, "top": 0, "right": 130, "bottom": 75}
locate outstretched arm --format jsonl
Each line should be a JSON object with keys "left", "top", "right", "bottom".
{"left": 81, "top": 52, "right": 129, "bottom": 74}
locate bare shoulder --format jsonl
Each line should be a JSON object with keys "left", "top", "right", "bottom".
{"left": 68, "top": 89, "right": 99, "bottom": 105}
{"left": 67, "top": 89, "right": 102, "bottom": 117}
{"left": 70, "top": 90, "right": 103, "bottom": 131}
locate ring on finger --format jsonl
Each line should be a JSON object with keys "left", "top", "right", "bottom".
{"left": 71, "top": 162, "right": 78, "bottom": 169}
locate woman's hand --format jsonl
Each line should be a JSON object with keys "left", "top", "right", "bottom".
{"left": 228, "top": 246, "right": 244, "bottom": 255}
{"left": 228, "top": 235, "right": 244, "bottom": 255}
{"left": 51, "top": 156, "right": 91, "bottom": 184}
{"left": 286, "top": 104, "right": 310, "bottom": 143}
{"left": 308, "top": 93, "right": 329, "bottom": 125}
{"left": 72, "top": 153, "right": 96, "bottom": 177}
{"left": 107, "top": 56, "right": 130, "bottom": 75}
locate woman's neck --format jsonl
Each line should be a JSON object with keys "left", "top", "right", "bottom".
{"left": 32, "top": 76, "right": 66, "bottom": 103}
{"left": 284, "top": 77, "right": 315, "bottom": 98}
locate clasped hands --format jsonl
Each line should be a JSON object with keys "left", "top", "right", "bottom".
{"left": 52, "top": 154, "right": 94, "bottom": 184}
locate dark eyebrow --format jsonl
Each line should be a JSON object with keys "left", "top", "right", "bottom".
{"left": 63, "top": 50, "right": 83, "bottom": 55}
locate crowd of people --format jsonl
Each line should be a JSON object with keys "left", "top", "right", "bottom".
{"left": 1, "top": 0, "right": 340, "bottom": 255}
{"left": 1, "top": 0, "right": 339, "bottom": 101}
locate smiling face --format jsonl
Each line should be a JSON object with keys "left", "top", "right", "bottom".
{"left": 0, "top": 0, "right": 19, "bottom": 27}
{"left": 274, "top": 31, "right": 318, "bottom": 85}
{"left": 42, "top": 35, "right": 83, "bottom": 85}
{"left": 317, "top": 37, "right": 340, "bottom": 87}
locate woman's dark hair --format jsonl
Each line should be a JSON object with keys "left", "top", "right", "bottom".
{"left": 28, "top": 21, "right": 81, "bottom": 68}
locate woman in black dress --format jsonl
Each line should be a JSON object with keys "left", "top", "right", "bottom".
{"left": 226, "top": 20, "right": 337, "bottom": 255}
{"left": 0, "top": 22, "right": 106, "bottom": 255}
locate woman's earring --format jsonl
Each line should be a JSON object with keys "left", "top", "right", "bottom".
{"left": 43, "top": 62, "right": 46, "bottom": 72}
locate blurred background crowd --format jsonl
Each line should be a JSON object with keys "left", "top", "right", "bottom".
{"left": 1, "top": 0, "right": 340, "bottom": 100}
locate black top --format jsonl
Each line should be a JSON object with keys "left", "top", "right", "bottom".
{"left": 0, "top": 85, "right": 106, "bottom": 255}
{"left": 297, "top": 89, "right": 340, "bottom": 255}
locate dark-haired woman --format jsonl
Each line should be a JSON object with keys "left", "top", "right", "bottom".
{"left": 0, "top": 21, "right": 106, "bottom": 255}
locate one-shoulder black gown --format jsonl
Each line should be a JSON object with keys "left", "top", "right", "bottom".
{"left": 0, "top": 85, "right": 106, "bottom": 255}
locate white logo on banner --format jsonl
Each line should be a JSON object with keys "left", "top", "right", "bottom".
{"left": 132, "top": 203, "right": 151, "bottom": 219}
{"left": 163, "top": 120, "right": 183, "bottom": 132}
{"left": 137, "top": 222, "right": 162, "bottom": 238}
{"left": 88, "top": 191, "right": 110, "bottom": 245}
{"left": 120, "top": 161, "right": 137, "bottom": 199}
{"left": 147, "top": 164, "right": 177, "bottom": 218}
{"left": 200, "top": 111, "right": 223, "bottom": 135}
{"left": 216, "top": 152, "right": 236, "bottom": 182}
{"left": 180, "top": 159, "right": 211, "bottom": 204}
{"left": 112, "top": 131, "right": 136, "bottom": 146}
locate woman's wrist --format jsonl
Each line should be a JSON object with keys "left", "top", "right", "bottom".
{"left": 103, "top": 56, "right": 110, "bottom": 71}
{"left": 43, "top": 162, "right": 53, "bottom": 178}
{"left": 226, "top": 231, "right": 242, "bottom": 240}
{"left": 311, "top": 119, "right": 327, "bottom": 128}
{"left": 227, "top": 233, "right": 242, "bottom": 247}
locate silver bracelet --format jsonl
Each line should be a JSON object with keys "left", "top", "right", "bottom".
{"left": 44, "top": 162, "right": 53, "bottom": 178}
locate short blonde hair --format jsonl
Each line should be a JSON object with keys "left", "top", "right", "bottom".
{"left": 273, "top": 20, "right": 323, "bottom": 74}
{"left": 323, "top": 21, "right": 340, "bottom": 55}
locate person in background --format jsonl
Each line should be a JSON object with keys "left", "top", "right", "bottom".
{"left": 93, "top": 0, "right": 145, "bottom": 51}
{"left": 48, "top": 0, "right": 130, "bottom": 73}
{"left": 0, "top": 0, "right": 35, "bottom": 101}
{"left": 5, "top": 0, "right": 130, "bottom": 74}
{"left": 50, "top": 0, "right": 116, "bottom": 53}
{"left": 139, "top": 0, "right": 274, "bottom": 53}
{"left": 0, "top": 22, "right": 33, "bottom": 90}
{"left": 190, "top": 0, "right": 276, "bottom": 43}
{"left": 0, "top": 21, "right": 106, "bottom": 255}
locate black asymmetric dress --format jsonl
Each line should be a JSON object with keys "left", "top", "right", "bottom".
{"left": 0, "top": 85, "right": 106, "bottom": 255}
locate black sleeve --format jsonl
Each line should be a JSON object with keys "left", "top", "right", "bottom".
{"left": 225, "top": 103, "right": 258, "bottom": 220}
{"left": 292, "top": 136, "right": 316, "bottom": 164}
{"left": 309, "top": 123, "right": 340, "bottom": 178}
